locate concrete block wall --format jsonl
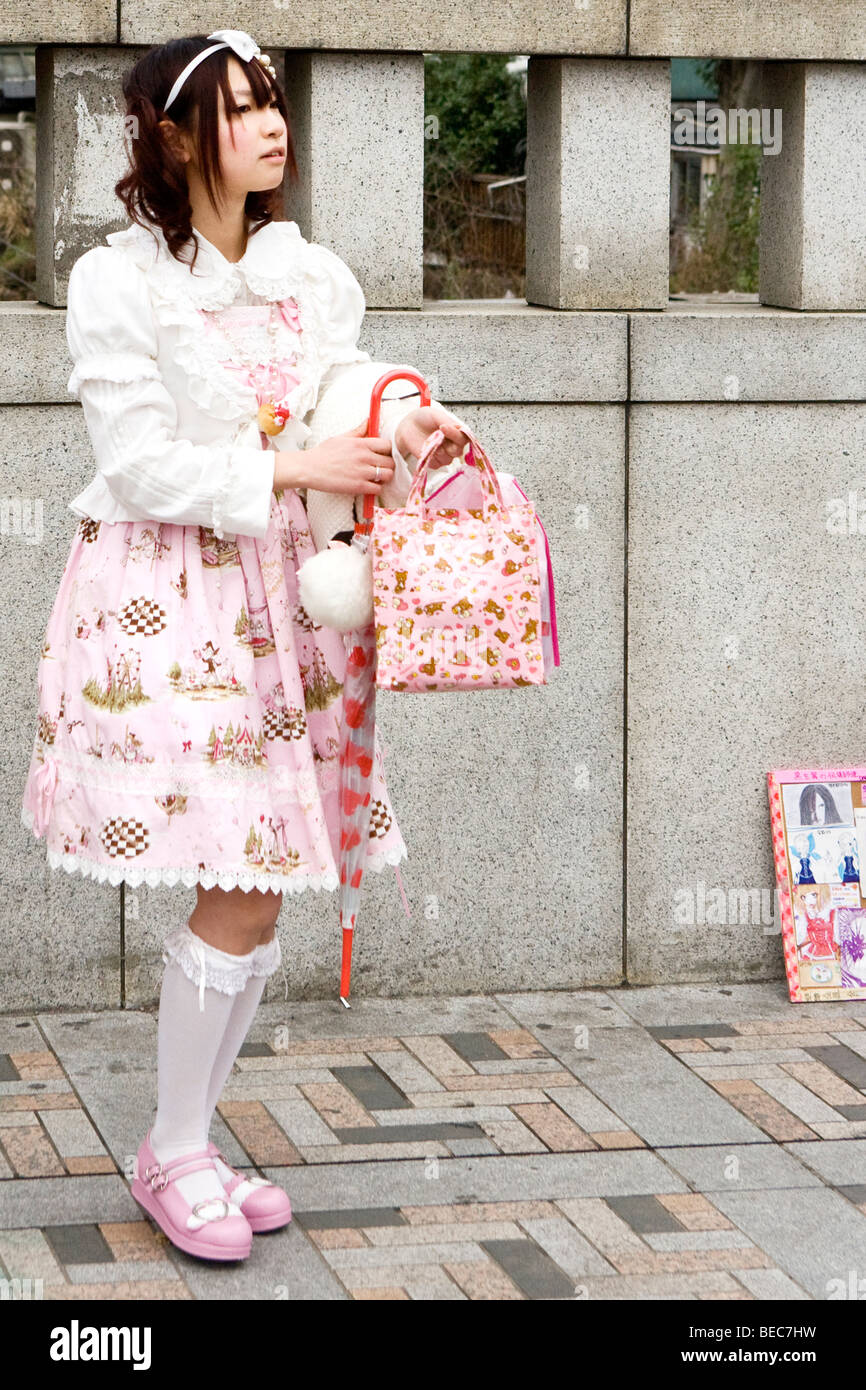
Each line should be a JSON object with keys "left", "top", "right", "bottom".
{"left": 3, "top": 4, "right": 865, "bottom": 1007}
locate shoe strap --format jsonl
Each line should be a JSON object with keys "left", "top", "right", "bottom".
{"left": 207, "top": 1143, "right": 272, "bottom": 1196}
{"left": 146, "top": 1150, "right": 217, "bottom": 1184}
{"left": 208, "top": 1142, "right": 237, "bottom": 1174}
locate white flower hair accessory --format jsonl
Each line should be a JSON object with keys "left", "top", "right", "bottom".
{"left": 163, "top": 28, "right": 277, "bottom": 113}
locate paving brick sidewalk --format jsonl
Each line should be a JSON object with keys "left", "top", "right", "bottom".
{"left": 1, "top": 981, "right": 866, "bottom": 1300}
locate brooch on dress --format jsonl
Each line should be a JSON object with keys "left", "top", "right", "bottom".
{"left": 257, "top": 402, "right": 292, "bottom": 435}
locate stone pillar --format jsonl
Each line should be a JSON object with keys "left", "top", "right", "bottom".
{"left": 283, "top": 50, "right": 424, "bottom": 308}
{"left": 760, "top": 63, "right": 866, "bottom": 310}
{"left": 525, "top": 57, "right": 671, "bottom": 309}
{"left": 35, "top": 46, "right": 148, "bottom": 306}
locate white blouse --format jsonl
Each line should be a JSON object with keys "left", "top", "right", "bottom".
{"left": 64, "top": 217, "right": 413, "bottom": 541}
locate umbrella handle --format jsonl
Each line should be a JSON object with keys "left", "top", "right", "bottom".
{"left": 355, "top": 369, "right": 432, "bottom": 539}
{"left": 340, "top": 923, "right": 354, "bottom": 1007}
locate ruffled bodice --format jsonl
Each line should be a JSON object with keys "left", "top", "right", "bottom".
{"left": 91, "top": 219, "right": 353, "bottom": 434}
{"left": 64, "top": 216, "right": 375, "bottom": 538}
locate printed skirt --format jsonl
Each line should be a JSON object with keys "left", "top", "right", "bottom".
{"left": 20, "top": 489, "right": 407, "bottom": 896}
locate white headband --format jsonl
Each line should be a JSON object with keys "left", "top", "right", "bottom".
{"left": 163, "top": 28, "right": 277, "bottom": 113}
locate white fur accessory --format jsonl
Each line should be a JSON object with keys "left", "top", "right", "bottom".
{"left": 298, "top": 360, "right": 430, "bottom": 631}
{"left": 296, "top": 364, "right": 422, "bottom": 636}
{"left": 297, "top": 537, "right": 374, "bottom": 632}
{"left": 296, "top": 362, "right": 468, "bottom": 631}
{"left": 297, "top": 425, "right": 454, "bottom": 633}
{"left": 301, "top": 359, "right": 427, "bottom": 554}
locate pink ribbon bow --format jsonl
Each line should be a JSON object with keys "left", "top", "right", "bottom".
{"left": 32, "top": 756, "right": 58, "bottom": 837}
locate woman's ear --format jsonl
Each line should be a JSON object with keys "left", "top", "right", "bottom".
{"left": 158, "top": 118, "right": 191, "bottom": 164}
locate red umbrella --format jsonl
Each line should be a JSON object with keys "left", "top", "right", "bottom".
{"left": 337, "top": 369, "right": 432, "bottom": 1006}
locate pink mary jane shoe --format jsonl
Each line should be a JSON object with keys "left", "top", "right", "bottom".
{"left": 207, "top": 1142, "right": 293, "bottom": 1233}
{"left": 131, "top": 1132, "right": 253, "bottom": 1262}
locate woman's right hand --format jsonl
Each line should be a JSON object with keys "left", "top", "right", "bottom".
{"left": 273, "top": 419, "right": 396, "bottom": 495}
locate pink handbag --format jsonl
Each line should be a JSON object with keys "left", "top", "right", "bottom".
{"left": 423, "top": 462, "right": 560, "bottom": 678}
{"left": 371, "top": 423, "right": 548, "bottom": 692}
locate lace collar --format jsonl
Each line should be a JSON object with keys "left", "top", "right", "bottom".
{"left": 104, "top": 217, "right": 305, "bottom": 310}
{"left": 102, "top": 215, "right": 331, "bottom": 427}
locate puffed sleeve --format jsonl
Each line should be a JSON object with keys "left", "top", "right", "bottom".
{"left": 306, "top": 244, "right": 422, "bottom": 475}
{"left": 65, "top": 246, "right": 275, "bottom": 539}
{"left": 309, "top": 242, "right": 373, "bottom": 382}
{"left": 305, "top": 241, "right": 464, "bottom": 497}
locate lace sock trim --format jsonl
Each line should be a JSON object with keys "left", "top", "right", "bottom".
{"left": 252, "top": 934, "right": 282, "bottom": 978}
{"left": 162, "top": 922, "right": 260, "bottom": 1011}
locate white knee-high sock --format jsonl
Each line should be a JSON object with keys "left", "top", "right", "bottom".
{"left": 206, "top": 936, "right": 283, "bottom": 1189}
{"left": 148, "top": 925, "right": 259, "bottom": 1212}
{"left": 205, "top": 977, "right": 267, "bottom": 1129}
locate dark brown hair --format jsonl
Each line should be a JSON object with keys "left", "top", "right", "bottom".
{"left": 114, "top": 36, "right": 300, "bottom": 269}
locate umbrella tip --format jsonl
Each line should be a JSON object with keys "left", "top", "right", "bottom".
{"left": 339, "top": 995, "right": 351, "bottom": 1009}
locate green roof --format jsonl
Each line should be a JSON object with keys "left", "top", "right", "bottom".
{"left": 671, "top": 58, "right": 719, "bottom": 100}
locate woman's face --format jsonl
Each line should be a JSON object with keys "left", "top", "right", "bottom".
{"left": 192, "top": 55, "right": 287, "bottom": 197}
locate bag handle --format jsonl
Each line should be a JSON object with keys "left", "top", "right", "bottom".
{"left": 355, "top": 369, "right": 432, "bottom": 539}
{"left": 404, "top": 421, "right": 507, "bottom": 522}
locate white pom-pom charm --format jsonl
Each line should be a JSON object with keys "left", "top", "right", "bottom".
{"left": 296, "top": 539, "right": 374, "bottom": 632}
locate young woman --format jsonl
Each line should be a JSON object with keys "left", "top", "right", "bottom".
{"left": 20, "top": 29, "right": 467, "bottom": 1262}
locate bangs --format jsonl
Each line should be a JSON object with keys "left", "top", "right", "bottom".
{"left": 189, "top": 51, "right": 291, "bottom": 215}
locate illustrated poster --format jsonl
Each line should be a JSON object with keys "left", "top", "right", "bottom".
{"left": 768, "top": 767, "right": 866, "bottom": 1002}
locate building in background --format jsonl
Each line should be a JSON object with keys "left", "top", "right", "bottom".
{"left": 670, "top": 57, "right": 721, "bottom": 263}
{"left": 0, "top": 47, "right": 35, "bottom": 190}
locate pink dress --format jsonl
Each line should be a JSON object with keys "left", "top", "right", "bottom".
{"left": 20, "top": 279, "right": 408, "bottom": 898}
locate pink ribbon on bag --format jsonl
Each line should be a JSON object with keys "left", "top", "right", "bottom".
{"left": 31, "top": 756, "right": 58, "bottom": 837}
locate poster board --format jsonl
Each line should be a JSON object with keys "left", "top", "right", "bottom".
{"left": 768, "top": 767, "right": 866, "bottom": 1002}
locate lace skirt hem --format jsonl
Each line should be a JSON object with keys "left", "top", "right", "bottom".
{"left": 20, "top": 802, "right": 407, "bottom": 897}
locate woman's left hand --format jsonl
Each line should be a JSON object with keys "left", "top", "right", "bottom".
{"left": 394, "top": 404, "right": 469, "bottom": 470}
